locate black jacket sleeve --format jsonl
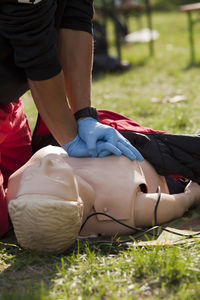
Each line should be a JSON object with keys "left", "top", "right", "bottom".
{"left": 121, "top": 131, "right": 200, "bottom": 183}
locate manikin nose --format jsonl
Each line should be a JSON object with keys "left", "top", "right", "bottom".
{"left": 30, "top": 154, "right": 79, "bottom": 201}
{"left": 39, "top": 154, "right": 76, "bottom": 186}
{"left": 40, "top": 154, "right": 72, "bottom": 175}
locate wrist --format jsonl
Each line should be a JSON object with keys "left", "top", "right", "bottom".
{"left": 74, "top": 107, "right": 99, "bottom": 121}
{"left": 62, "top": 135, "right": 79, "bottom": 149}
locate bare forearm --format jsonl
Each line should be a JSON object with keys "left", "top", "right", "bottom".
{"left": 58, "top": 29, "right": 93, "bottom": 113}
{"left": 28, "top": 71, "right": 77, "bottom": 146}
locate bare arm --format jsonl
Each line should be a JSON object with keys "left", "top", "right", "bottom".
{"left": 57, "top": 29, "right": 93, "bottom": 113}
{"left": 28, "top": 29, "right": 93, "bottom": 148}
{"left": 28, "top": 71, "right": 77, "bottom": 146}
{"left": 134, "top": 181, "right": 200, "bottom": 227}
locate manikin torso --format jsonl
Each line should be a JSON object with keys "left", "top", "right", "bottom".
{"left": 67, "top": 157, "right": 168, "bottom": 236}
{"left": 7, "top": 146, "right": 169, "bottom": 237}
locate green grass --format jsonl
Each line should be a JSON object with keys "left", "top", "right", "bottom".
{"left": 3, "top": 10, "right": 200, "bottom": 299}
{"left": 1, "top": 242, "right": 200, "bottom": 299}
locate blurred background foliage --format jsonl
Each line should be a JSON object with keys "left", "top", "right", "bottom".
{"left": 94, "top": 0, "right": 200, "bottom": 11}
{"left": 151, "top": 0, "right": 200, "bottom": 10}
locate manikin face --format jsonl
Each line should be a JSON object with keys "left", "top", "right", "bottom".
{"left": 9, "top": 153, "right": 80, "bottom": 203}
{"left": 7, "top": 146, "right": 94, "bottom": 210}
{"left": 7, "top": 146, "right": 94, "bottom": 254}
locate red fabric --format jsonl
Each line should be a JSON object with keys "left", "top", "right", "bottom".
{"left": 98, "top": 110, "right": 165, "bottom": 134}
{"left": 36, "top": 109, "right": 166, "bottom": 135}
{"left": 0, "top": 99, "right": 32, "bottom": 237}
{"left": 0, "top": 169, "right": 8, "bottom": 237}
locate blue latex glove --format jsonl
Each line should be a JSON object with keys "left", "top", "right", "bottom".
{"left": 62, "top": 136, "right": 91, "bottom": 157}
{"left": 62, "top": 136, "right": 114, "bottom": 158}
{"left": 96, "top": 140, "right": 117, "bottom": 158}
{"left": 78, "top": 117, "right": 144, "bottom": 161}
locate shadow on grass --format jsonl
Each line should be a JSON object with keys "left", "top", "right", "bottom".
{"left": 92, "top": 58, "right": 149, "bottom": 83}
{"left": 75, "top": 226, "right": 162, "bottom": 257}
{"left": 183, "top": 61, "right": 200, "bottom": 71}
{"left": 0, "top": 230, "right": 72, "bottom": 300}
{"left": 0, "top": 247, "right": 58, "bottom": 299}
{"left": 0, "top": 238, "right": 125, "bottom": 299}
{"left": 0, "top": 231, "right": 136, "bottom": 299}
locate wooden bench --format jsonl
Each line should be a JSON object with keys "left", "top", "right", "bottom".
{"left": 180, "top": 3, "right": 200, "bottom": 64}
{"left": 95, "top": 0, "right": 154, "bottom": 63}
{"left": 118, "top": 0, "right": 154, "bottom": 56}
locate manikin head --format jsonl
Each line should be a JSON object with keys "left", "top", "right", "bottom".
{"left": 7, "top": 146, "right": 146, "bottom": 253}
{"left": 7, "top": 146, "right": 86, "bottom": 254}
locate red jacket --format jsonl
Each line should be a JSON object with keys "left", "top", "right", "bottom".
{"left": 0, "top": 100, "right": 32, "bottom": 237}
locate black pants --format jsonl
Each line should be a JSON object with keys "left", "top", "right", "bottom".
{"left": 0, "top": 0, "right": 94, "bottom": 103}
{"left": 165, "top": 176, "right": 188, "bottom": 194}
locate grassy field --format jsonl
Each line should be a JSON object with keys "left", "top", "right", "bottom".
{"left": 2, "top": 11, "right": 200, "bottom": 299}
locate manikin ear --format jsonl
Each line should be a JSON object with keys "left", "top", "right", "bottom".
{"left": 8, "top": 195, "right": 83, "bottom": 254}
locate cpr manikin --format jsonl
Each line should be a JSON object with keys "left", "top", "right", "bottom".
{"left": 7, "top": 146, "right": 200, "bottom": 254}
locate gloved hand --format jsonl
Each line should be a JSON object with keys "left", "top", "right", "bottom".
{"left": 77, "top": 117, "right": 144, "bottom": 161}
{"left": 62, "top": 136, "right": 90, "bottom": 157}
{"left": 62, "top": 136, "right": 114, "bottom": 158}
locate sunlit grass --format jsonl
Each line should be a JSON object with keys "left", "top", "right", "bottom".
{"left": 92, "top": 11, "right": 200, "bottom": 134}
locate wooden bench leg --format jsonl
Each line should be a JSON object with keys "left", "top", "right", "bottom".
{"left": 187, "top": 11, "right": 195, "bottom": 64}
{"left": 145, "top": 0, "right": 154, "bottom": 56}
